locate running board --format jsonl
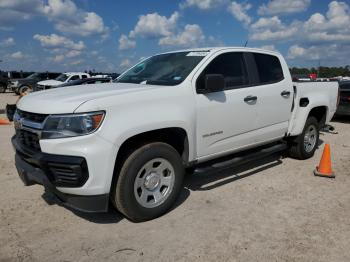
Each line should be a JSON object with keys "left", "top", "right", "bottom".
{"left": 194, "top": 143, "right": 288, "bottom": 174}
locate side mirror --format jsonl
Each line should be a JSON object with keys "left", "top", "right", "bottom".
{"left": 203, "top": 74, "right": 225, "bottom": 93}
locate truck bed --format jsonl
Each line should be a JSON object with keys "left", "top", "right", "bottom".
{"left": 287, "top": 81, "right": 339, "bottom": 136}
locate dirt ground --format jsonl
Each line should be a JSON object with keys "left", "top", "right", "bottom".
{"left": 0, "top": 92, "right": 350, "bottom": 262}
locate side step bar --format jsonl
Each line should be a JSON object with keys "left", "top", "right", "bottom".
{"left": 194, "top": 143, "right": 288, "bottom": 174}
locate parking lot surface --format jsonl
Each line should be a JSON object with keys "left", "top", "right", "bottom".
{"left": 1, "top": 93, "right": 350, "bottom": 262}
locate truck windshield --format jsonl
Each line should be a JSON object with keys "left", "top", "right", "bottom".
{"left": 116, "top": 51, "right": 207, "bottom": 86}
{"left": 55, "top": 74, "right": 69, "bottom": 82}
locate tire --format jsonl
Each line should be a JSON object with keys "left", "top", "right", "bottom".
{"left": 288, "top": 116, "right": 319, "bottom": 160}
{"left": 0, "top": 83, "right": 6, "bottom": 93}
{"left": 112, "top": 142, "right": 185, "bottom": 222}
{"left": 19, "top": 85, "right": 32, "bottom": 96}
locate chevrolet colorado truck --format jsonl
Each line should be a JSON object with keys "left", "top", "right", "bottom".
{"left": 12, "top": 47, "right": 339, "bottom": 222}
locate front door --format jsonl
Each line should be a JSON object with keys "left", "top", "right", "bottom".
{"left": 194, "top": 52, "right": 258, "bottom": 158}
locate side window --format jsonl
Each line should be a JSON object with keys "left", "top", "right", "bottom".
{"left": 81, "top": 75, "right": 88, "bottom": 79}
{"left": 253, "top": 53, "right": 284, "bottom": 84}
{"left": 196, "top": 52, "right": 248, "bottom": 91}
{"left": 70, "top": 75, "right": 80, "bottom": 81}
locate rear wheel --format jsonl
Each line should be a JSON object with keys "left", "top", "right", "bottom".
{"left": 112, "top": 142, "right": 185, "bottom": 222}
{"left": 288, "top": 116, "right": 319, "bottom": 159}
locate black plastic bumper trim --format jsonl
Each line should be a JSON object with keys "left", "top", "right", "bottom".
{"left": 12, "top": 135, "right": 89, "bottom": 187}
{"left": 15, "top": 153, "right": 109, "bottom": 213}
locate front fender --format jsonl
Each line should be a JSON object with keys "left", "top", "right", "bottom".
{"left": 76, "top": 86, "right": 196, "bottom": 162}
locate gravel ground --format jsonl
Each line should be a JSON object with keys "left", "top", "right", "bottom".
{"left": 0, "top": 92, "right": 350, "bottom": 262}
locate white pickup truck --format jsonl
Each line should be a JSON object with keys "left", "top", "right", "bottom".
{"left": 36, "top": 72, "right": 90, "bottom": 90}
{"left": 12, "top": 47, "right": 339, "bottom": 222}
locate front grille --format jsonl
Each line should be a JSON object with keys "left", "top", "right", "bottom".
{"left": 17, "top": 109, "right": 47, "bottom": 123}
{"left": 16, "top": 129, "right": 41, "bottom": 152}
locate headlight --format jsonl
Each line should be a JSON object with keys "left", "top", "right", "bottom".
{"left": 42, "top": 111, "right": 105, "bottom": 139}
{"left": 12, "top": 81, "right": 19, "bottom": 87}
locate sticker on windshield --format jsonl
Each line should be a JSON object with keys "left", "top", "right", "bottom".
{"left": 187, "top": 51, "right": 210, "bottom": 57}
{"left": 173, "top": 76, "right": 182, "bottom": 81}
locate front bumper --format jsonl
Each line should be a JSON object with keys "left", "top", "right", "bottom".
{"left": 12, "top": 136, "right": 109, "bottom": 212}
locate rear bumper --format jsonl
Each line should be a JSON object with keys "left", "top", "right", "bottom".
{"left": 12, "top": 136, "right": 109, "bottom": 212}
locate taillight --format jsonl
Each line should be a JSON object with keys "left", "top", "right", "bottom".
{"left": 337, "top": 87, "right": 340, "bottom": 107}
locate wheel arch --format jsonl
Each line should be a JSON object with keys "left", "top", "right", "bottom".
{"left": 288, "top": 103, "right": 329, "bottom": 136}
{"left": 110, "top": 127, "right": 190, "bottom": 192}
{"left": 308, "top": 106, "right": 328, "bottom": 127}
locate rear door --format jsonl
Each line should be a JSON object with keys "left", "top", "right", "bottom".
{"left": 247, "top": 52, "right": 293, "bottom": 142}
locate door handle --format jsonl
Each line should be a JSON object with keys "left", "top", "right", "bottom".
{"left": 281, "top": 90, "right": 291, "bottom": 98}
{"left": 244, "top": 95, "right": 257, "bottom": 103}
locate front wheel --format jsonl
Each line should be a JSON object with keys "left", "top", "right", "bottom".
{"left": 19, "top": 85, "right": 32, "bottom": 96}
{"left": 288, "top": 116, "right": 319, "bottom": 159}
{"left": 112, "top": 142, "right": 185, "bottom": 222}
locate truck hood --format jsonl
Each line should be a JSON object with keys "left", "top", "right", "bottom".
{"left": 17, "top": 83, "right": 153, "bottom": 114}
{"left": 37, "top": 79, "right": 63, "bottom": 86}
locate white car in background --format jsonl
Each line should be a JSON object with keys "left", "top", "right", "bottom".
{"left": 36, "top": 72, "right": 90, "bottom": 90}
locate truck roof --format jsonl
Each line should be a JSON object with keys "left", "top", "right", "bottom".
{"left": 161, "top": 47, "right": 281, "bottom": 56}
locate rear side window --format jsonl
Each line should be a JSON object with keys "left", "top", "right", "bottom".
{"left": 197, "top": 52, "right": 248, "bottom": 91}
{"left": 253, "top": 53, "right": 284, "bottom": 84}
{"left": 81, "top": 75, "right": 88, "bottom": 79}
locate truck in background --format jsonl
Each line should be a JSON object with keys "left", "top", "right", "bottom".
{"left": 36, "top": 72, "right": 90, "bottom": 90}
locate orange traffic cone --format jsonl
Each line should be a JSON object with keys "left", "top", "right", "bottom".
{"left": 0, "top": 118, "right": 10, "bottom": 125}
{"left": 314, "top": 144, "right": 335, "bottom": 178}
